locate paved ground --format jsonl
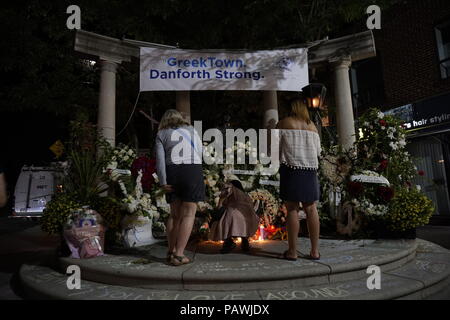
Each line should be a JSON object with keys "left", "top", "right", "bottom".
{"left": 1, "top": 217, "right": 449, "bottom": 300}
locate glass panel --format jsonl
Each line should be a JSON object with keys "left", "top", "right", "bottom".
{"left": 407, "top": 136, "right": 450, "bottom": 215}
{"left": 440, "top": 59, "right": 450, "bottom": 79}
{"left": 435, "top": 21, "right": 450, "bottom": 60}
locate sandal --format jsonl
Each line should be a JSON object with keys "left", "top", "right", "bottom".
{"left": 281, "top": 250, "right": 297, "bottom": 261}
{"left": 306, "top": 252, "right": 321, "bottom": 260}
{"left": 170, "top": 255, "right": 191, "bottom": 266}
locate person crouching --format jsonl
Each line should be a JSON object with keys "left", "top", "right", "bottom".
{"left": 209, "top": 180, "right": 259, "bottom": 253}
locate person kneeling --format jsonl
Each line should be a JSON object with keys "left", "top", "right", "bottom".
{"left": 209, "top": 180, "right": 259, "bottom": 254}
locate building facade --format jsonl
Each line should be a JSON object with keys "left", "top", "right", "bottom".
{"left": 350, "top": 0, "right": 450, "bottom": 223}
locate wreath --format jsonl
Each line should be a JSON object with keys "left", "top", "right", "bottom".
{"left": 249, "top": 189, "right": 279, "bottom": 227}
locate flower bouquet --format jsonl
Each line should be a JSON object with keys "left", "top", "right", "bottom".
{"left": 63, "top": 206, "right": 106, "bottom": 259}
{"left": 118, "top": 170, "right": 160, "bottom": 248}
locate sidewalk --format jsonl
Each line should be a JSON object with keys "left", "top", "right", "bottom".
{"left": 0, "top": 217, "right": 59, "bottom": 299}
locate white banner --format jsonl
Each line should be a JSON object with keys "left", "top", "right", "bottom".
{"left": 140, "top": 47, "right": 308, "bottom": 91}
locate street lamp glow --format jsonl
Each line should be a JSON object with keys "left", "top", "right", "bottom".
{"left": 301, "top": 83, "right": 327, "bottom": 110}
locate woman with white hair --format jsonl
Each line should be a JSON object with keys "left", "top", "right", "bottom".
{"left": 155, "top": 109, "right": 205, "bottom": 266}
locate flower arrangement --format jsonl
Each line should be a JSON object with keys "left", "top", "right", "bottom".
{"left": 131, "top": 156, "right": 156, "bottom": 192}
{"left": 117, "top": 170, "right": 159, "bottom": 221}
{"left": 41, "top": 193, "right": 82, "bottom": 235}
{"left": 111, "top": 143, "right": 137, "bottom": 169}
{"left": 41, "top": 119, "right": 123, "bottom": 236}
{"left": 319, "top": 108, "right": 434, "bottom": 237}
{"left": 249, "top": 189, "right": 279, "bottom": 227}
{"left": 383, "top": 187, "right": 434, "bottom": 231}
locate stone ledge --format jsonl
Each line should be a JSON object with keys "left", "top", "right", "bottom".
{"left": 55, "top": 239, "right": 418, "bottom": 290}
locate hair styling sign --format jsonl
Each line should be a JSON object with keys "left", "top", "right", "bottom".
{"left": 139, "top": 47, "right": 308, "bottom": 91}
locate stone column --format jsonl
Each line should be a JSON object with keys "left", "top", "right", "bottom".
{"left": 176, "top": 91, "right": 191, "bottom": 123}
{"left": 262, "top": 91, "right": 278, "bottom": 129}
{"left": 98, "top": 59, "right": 118, "bottom": 147}
{"left": 330, "top": 56, "right": 355, "bottom": 150}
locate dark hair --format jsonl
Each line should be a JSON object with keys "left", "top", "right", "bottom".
{"left": 229, "top": 180, "right": 244, "bottom": 191}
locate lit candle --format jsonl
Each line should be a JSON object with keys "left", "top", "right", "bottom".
{"left": 259, "top": 225, "right": 265, "bottom": 241}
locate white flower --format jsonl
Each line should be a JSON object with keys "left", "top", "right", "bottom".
{"left": 128, "top": 149, "right": 134, "bottom": 156}
{"left": 377, "top": 111, "right": 384, "bottom": 119}
{"left": 107, "top": 161, "right": 118, "bottom": 170}
{"left": 416, "top": 185, "right": 421, "bottom": 191}
{"left": 389, "top": 142, "right": 398, "bottom": 150}
{"left": 110, "top": 169, "right": 121, "bottom": 181}
{"left": 381, "top": 126, "right": 385, "bottom": 130}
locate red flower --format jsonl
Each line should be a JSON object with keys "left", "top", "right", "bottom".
{"left": 418, "top": 170, "right": 425, "bottom": 176}
{"left": 379, "top": 119, "right": 387, "bottom": 126}
{"left": 131, "top": 156, "right": 156, "bottom": 192}
{"left": 347, "top": 181, "right": 364, "bottom": 197}
{"left": 379, "top": 159, "right": 389, "bottom": 171}
{"left": 377, "top": 186, "right": 395, "bottom": 202}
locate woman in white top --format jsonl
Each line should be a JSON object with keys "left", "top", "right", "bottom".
{"left": 155, "top": 109, "right": 205, "bottom": 266}
{"left": 276, "top": 99, "right": 321, "bottom": 260}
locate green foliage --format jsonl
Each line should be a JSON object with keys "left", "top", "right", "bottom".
{"left": 320, "top": 108, "right": 434, "bottom": 235}
{"left": 40, "top": 118, "right": 126, "bottom": 235}
{"left": 90, "top": 196, "right": 124, "bottom": 231}
{"left": 384, "top": 187, "right": 434, "bottom": 231}
{"left": 355, "top": 108, "right": 417, "bottom": 188}
{"left": 63, "top": 119, "right": 113, "bottom": 204}
{"left": 1, "top": 0, "right": 399, "bottom": 125}
{"left": 40, "top": 193, "right": 81, "bottom": 235}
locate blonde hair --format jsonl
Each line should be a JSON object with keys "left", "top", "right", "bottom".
{"left": 158, "top": 109, "right": 190, "bottom": 130}
{"left": 291, "top": 99, "right": 311, "bottom": 124}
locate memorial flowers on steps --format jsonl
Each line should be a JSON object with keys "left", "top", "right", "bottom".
{"left": 319, "top": 108, "right": 434, "bottom": 237}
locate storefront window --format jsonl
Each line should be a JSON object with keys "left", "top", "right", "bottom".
{"left": 407, "top": 134, "right": 450, "bottom": 215}
{"left": 435, "top": 20, "right": 450, "bottom": 79}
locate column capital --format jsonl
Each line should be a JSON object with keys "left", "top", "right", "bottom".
{"left": 328, "top": 55, "right": 352, "bottom": 70}
{"left": 98, "top": 59, "right": 119, "bottom": 73}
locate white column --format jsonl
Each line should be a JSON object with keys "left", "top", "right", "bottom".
{"left": 330, "top": 56, "right": 355, "bottom": 150}
{"left": 262, "top": 90, "right": 278, "bottom": 129}
{"left": 98, "top": 59, "right": 118, "bottom": 147}
{"left": 176, "top": 91, "right": 191, "bottom": 123}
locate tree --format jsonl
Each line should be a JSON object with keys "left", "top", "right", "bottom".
{"left": 0, "top": 0, "right": 399, "bottom": 144}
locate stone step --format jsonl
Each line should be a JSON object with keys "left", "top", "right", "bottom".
{"left": 19, "top": 251, "right": 450, "bottom": 300}
{"left": 19, "top": 239, "right": 450, "bottom": 300}
{"left": 56, "top": 238, "right": 419, "bottom": 291}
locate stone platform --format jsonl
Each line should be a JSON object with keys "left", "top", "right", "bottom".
{"left": 19, "top": 238, "right": 450, "bottom": 300}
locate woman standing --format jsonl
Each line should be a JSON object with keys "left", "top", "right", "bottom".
{"left": 155, "top": 109, "right": 205, "bottom": 266}
{"left": 277, "top": 99, "right": 322, "bottom": 260}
